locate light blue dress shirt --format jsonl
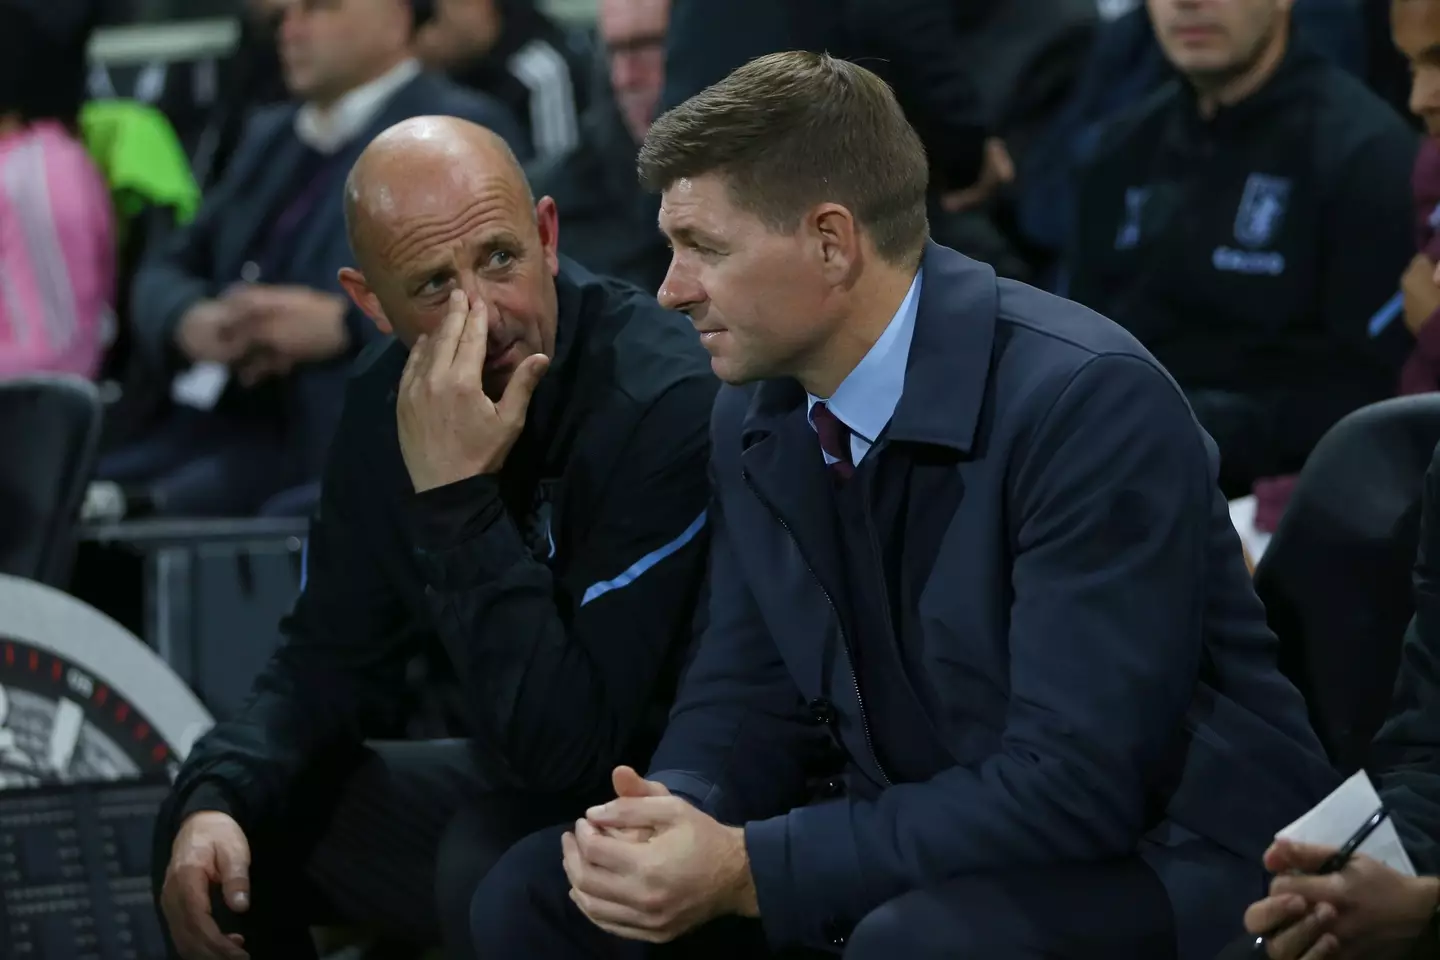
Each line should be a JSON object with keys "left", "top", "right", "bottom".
{"left": 806, "top": 269, "right": 923, "bottom": 465}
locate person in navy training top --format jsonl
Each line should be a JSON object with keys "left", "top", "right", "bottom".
{"left": 152, "top": 117, "right": 716, "bottom": 959}
{"left": 468, "top": 51, "right": 1338, "bottom": 960}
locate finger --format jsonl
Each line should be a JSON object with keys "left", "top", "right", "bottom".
{"left": 1298, "top": 933, "right": 1339, "bottom": 960}
{"left": 562, "top": 830, "right": 587, "bottom": 887}
{"left": 1267, "top": 839, "right": 1340, "bottom": 875}
{"left": 214, "top": 838, "right": 251, "bottom": 913}
{"left": 585, "top": 796, "right": 683, "bottom": 832}
{"left": 453, "top": 292, "right": 490, "bottom": 376}
{"left": 574, "top": 818, "right": 646, "bottom": 874}
{"left": 169, "top": 869, "right": 247, "bottom": 960}
{"left": 941, "top": 186, "right": 986, "bottom": 213}
{"left": 569, "top": 886, "right": 659, "bottom": 929}
{"left": 1245, "top": 894, "right": 1307, "bottom": 936}
{"left": 571, "top": 890, "right": 669, "bottom": 943}
{"left": 612, "top": 766, "right": 670, "bottom": 799}
{"left": 496, "top": 353, "right": 550, "bottom": 424}
{"left": 400, "top": 333, "right": 429, "bottom": 395}
{"left": 1270, "top": 872, "right": 1345, "bottom": 904}
{"left": 431, "top": 290, "right": 469, "bottom": 370}
{"left": 1266, "top": 902, "right": 1336, "bottom": 960}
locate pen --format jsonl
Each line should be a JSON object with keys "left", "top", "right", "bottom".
{"left": 1250, "top": 806, "right": 1391, "bottom": 958}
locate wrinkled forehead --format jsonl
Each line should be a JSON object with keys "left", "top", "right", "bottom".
{"left": 368, "top": 167, "right": 532, "bottom": 269}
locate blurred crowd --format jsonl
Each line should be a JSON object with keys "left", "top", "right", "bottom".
{"left": 0, "top": 0, "right": 1431, "bottom": 529}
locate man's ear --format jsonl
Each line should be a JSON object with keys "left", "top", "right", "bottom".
{"left": 338, "top": 267, "right": 392, "bottom": 336}
{"left": 536, "top": 195, "right": 561, "bottom": 277}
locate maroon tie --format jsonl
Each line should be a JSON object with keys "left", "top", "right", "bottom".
{"left": 812, "top": 401, "right": 855, "bottom": 481}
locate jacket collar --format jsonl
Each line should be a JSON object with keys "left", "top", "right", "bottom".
{"left": 742, "top": 241, "right": 997, "bottom": 455}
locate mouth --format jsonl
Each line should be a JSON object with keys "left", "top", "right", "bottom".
{"left": 1171, "top": 23, "right": 1222, "bottom": 42}
{"left": 485, "top": 340, "right": 519, "bottom": 371}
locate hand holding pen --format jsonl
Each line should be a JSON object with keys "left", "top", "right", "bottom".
{"left": 1243, "top": 808, "right": 1440, "bottom": 960}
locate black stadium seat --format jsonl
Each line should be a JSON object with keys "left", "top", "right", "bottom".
{"left": 0, "top": 375, "right": 103, "bottom": 587}
{"left": 1255, "top": 394, "right": 1440, "bottom": 776}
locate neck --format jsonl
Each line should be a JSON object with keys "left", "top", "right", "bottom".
{"left": 798, "top": 259, "right": 917, "bottom": 399}
{"left": 1194, "top": 22, "right": 1288, "bottom": 118}
{"left": 310, "top": 53, "right": 409, "bottom": 111}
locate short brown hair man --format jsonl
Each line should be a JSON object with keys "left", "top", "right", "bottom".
{"left": 474, "top": 47, "right": 1332, "bottom": 960}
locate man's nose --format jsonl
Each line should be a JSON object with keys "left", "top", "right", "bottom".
{"left": 657, "top": 260, "right": 703, "bottom": 313}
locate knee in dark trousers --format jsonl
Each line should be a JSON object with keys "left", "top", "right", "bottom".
{"left": 471, "top": 825, "right": 597, "bottom": 958}
{"left": 843, "top": 861, "right": 1175, "bottom": 960}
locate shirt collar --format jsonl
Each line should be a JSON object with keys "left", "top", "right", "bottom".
{"left": 806, "top": 268, "right": 923, "bottom": 443}
{"left": 294, "top": 58, "right": 420, "bottom": 154}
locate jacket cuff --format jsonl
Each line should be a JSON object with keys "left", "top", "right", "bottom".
{"left": 646, "top": 770, "right": 714, "bottom": 812}
{"left": 175, "top": 779, "right": 241, "bottom": 824}
{"left": 744, "top": 802, "right": 869, "bottom": 951}
{"left": 407, "top": 474, "right": 527, "bottom": 588}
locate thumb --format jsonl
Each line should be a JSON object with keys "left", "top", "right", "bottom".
{"left": 586, "top": 796, "right": 681, "bottom": 831}
{"left": 1266, "top": 838, "right": 1335, "bottom": 875}
{"left": 497, "top": 353, "right": 550, "bottom": 422}
{"left": 612, "top": 765, "right": 670, "bottom": 799}
{"left": 214, "top": 833, "right": 252, "bottom": 912}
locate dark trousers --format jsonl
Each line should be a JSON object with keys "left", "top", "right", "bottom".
{"left": 470, "top": 824, "right": 1178, "bottom": 960}
{"left": 153, "top": 741, "right": 592, "bottom": 960}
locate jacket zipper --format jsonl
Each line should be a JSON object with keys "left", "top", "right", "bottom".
{"left": 743, "top": 470, "right": 892, "bottom": 787}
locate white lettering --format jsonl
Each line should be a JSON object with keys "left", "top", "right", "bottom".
{"left": 1213, "top": 247, "right": 1286, "bottom": 276}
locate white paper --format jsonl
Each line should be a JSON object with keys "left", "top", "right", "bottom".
{"left": 170, "top": 362, "right": 229, "bottom": 410}
{"left": 1276, "top": 770, "right": 1416, "bottom": 877}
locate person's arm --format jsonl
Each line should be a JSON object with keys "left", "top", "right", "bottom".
{"left": 129, "top": 114, "right": 278, "bottom": 372}
{"left": 742, "top": 355, "right": 1214, "bottom": 949}
{"left": 405, "top": 376, "right": 717, "bottom": 795}
{"left": 169, "top": 418, "right": 415, "bottom": 827}
{"left": 845, "top": 0, "right": 987, "bottom": 191}
{"left": 643, "top": 459, "right": 835, "bottom": 825}
{"left": 1319, "top": 130, "right": 1419, "bottom": 372}
{"left": 1372, "top": 444, "right": 1440, "bottom": 877}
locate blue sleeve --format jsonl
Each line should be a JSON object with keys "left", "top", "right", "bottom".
{"left": 743, "top": 354, "right": 1214, "bottom": 949}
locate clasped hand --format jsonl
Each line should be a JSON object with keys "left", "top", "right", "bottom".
{"left": 397, "top": 289, "right": 549, "bottom": 492}
{"left": 563, "top": 767, "right": 758, "bottom": 944}
{"left": 1244, "top": 839, "right": 1440, "bottom": 960}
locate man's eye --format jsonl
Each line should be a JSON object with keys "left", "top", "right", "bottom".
{"left": 421, "top": 277, "right": 449, "bottom": 295}
{"left": 489, "top": 250, "right": 515, "bottom": 268}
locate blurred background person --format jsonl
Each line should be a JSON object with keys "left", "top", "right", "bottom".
{"left": 0, "top": 0, "right": 114, "bottom": 382}
{"left": 527, "top": 0, "right": 669, "bottom": 292}
{"left": 1067, "top": 0, "right": 1418, "bottom": 498}
{"left": 415, "top": 0, "right": 587, "bottom": 161}
{"left": 95, "top": 0, "right": 522, "bottom": 519}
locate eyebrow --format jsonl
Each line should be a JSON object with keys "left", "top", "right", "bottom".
{"left": 664, "top": 225, "right": 718, "bottom": 248}
{"left": 405, "top": 231, "right": 525, "bottom": 282}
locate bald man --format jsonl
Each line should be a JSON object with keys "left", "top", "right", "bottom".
{"left": 153, "top": 116, "right": 716, "bottom": 960}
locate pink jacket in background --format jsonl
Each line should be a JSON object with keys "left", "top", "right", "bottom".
{"left": 0, "top": 120, "right": 115, "bottom": 381}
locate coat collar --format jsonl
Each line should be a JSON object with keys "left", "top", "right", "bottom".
{"left": 742, "top": 241, "right": 997, "bottom": 455}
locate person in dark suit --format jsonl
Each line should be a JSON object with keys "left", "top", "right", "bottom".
{"left": 100, "top": 0, "right": 521, "bottom": 518}
{"left": 469, "top": 51, "right": 1337, "bottom": 960}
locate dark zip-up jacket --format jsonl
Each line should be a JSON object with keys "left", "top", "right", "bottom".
{"left": 164, "top": 259, "right": 717, "bottom": 829}
{"left": 1068, "top": 39, "right": 1418, "bottom": 485}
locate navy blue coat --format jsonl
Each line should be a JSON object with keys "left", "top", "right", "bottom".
{"left": 648, "top": 242, "right": 1337, "bottom": 958}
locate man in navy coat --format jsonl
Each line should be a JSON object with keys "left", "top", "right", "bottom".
{"left": 470, "top": 50, "right": 1337, "bottom": 959}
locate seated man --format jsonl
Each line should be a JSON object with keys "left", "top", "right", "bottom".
{"left": 416, "top": 0, "right": 587, "bottom": 163}
{"left": 471, "top": 52, "right": 1337, "bottom": 960}
{"left": 153, "top": 117, "right": 716, "bottom": 959}
{"left": 103, "top": 0, "right": 521, "bottom": 518}
{"left": 1068, "top": 0, "right": 1418, "bottom": 497}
